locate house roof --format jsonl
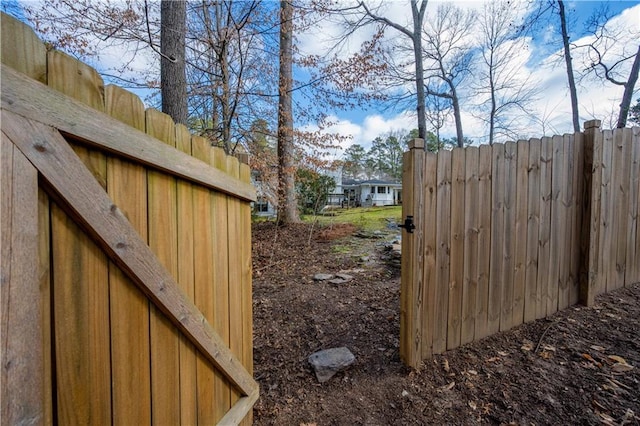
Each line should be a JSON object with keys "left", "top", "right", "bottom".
{"left": 343, "top": 178, "right": 402, "bottom": 186}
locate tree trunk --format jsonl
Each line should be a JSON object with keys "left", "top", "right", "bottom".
{"left": 558, "top": 0, "right": 580, "bottom": 132}
{"left": 160, "top": 0, "right": 188, "bottom": 125}
{"left": 450, "top": 85, "right": 464, "bottom": 147}
{"left": 617, "top": 45, "right": 640, "bottom": 128}
{"left": 411, "top": 0, "right": 427, "bottom": 140}
{"left": 277, "top": 0, "right": 300, "bottom": 224}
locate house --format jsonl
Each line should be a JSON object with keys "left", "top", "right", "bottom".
{"left": 342, "top": 179, "right": 402, "bottom": 207}
{"left": 251, "top": 169, "right": 277, "bottom": 217}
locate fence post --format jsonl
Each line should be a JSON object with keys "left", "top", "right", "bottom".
{"left": 400, "top": 138, "right": 425, "bottom": 368}
{"left": 579, "top": 120, "right": 602, "bottom": 306}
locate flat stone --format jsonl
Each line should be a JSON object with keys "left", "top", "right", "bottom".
{"left": 329, "top": 278, "right": 347, "bottom": 285}
{"left": 335, "top": 273, "right": 353, "bottom": 282}
{"left": 308, "top": 347, "right": 355, "bottom": 383}
{"left": 313, "top": 273, "right": 334, "bottom": 281}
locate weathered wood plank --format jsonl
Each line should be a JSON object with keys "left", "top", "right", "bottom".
{"left": 524, "top": 139, "right": 541, "bottom": 322}
{"left": 105, "top": 85, "right": 145, "bottom": 130}
{"left": 614, "top": 128, "right": 631, "bottom": 288}
{"left": 461, "top": 147, "right": 479, "bottom": 345}
{"left": 38, "top": 188, "right": 54, "bottom": 426}
{"left": 211, "top": 147, "right": 232, "bottom": 421}
{"left": 146, "top": 108, "right": 181, "bottom": 425}
{"left": 400, "top": 140, "right": 424, "bottom": 366}
{"left": 628, "top": 129, "right": 640, "bottom": 284}
{"left": 501, "top": 142, "right": 517, "bottom": 331}
{"left": 475, "top": 145, "right": 492, "bottom": 340}
{"left": 433, "top": 150, "right": 451, "bottom": 354}
{"left": 599, "top": 130, "right": 614, "bottom": 293}
{"left": 0, "top": 13, "right": 47, "bottom": 82}
{"left": 105, "top": 83, "right": 152, "bottom": 426}
{"left": 448, "top": 148, "right": 465, "bottom": 350}
{"left": 420, "top": 152, "right": 437, "bottom": 360}
{"left": 227, "top": 155, "right": 244, "bottom": 408}
{"left": 1, "top": 136, "right": 44, "bottom": 425}
{"left": 47, "top": 50, "right": 105, "bottom": 111}
{"left": 547, "top": 136, "right": 563, "bottom": 315}
{"left": 488, "top": 143, "right": 505, "bottom": 335}
{"left": 51, "top": 142, "right": 112, "bottom": 425}
{"left": 191, "top": 135, "right": 219, "bottom": 424}
{"left": 513, "top": 141, "right": 529, "bottom": 326}
{"left": 558, "top": 135, "right": 573, "bottom": 310}
{"left": 1, "top": 64, "right": 256, "bottom": 201}
{"left": 2, "top": 111, "right": 259, "bottom": 398}
{"left": 537, "top": 138, "right": 553, "bottom": 318}
{"left": 176, "top": 126, "right": 198, "bottom": 425}
{"left": 570, "top": 133, "right": 584, "bottom": 306}
{"left": 106, "top": 157, "right": 151, "bottom": 425}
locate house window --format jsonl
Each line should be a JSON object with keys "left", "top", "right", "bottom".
{"left": 370, "top": 187, "right": 375, "bottom": 194}
{"left": 377, "top": 186, "right": 387, "bottom": 194}
{"left": 255, "top": 200, "right": 269, "bottom": 213}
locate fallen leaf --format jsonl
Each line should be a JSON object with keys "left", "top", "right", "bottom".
{"left": 540, "top": 351, "right": 553, "bottom": 359}
{"left": 486, "top": 357, "right": 500, "bottom": 362}
{"left": 402, "top": 390, "right": 410, "bottom": 398}
{"left": 437, "top": 381, "right": 455, "bottom": 392}
{"left": 466, "top": 369, "right": 478, "bottom": 376}
{"left": 607, "top": 355, "right": 627, "bottom": 364}
{"left": 521, "top": 341, "right": 533, "bottom": 351}
{"left": 468, "top": 401, "right": 477, "bottom": 410}
{"left": 590, "top": 345, "right": 605, "bottom": 352}
{"left": 498, "top": 351, "right": 509, "bottom": 356}
{"left": 442, "top": 359, "right": 450, "bottom": 372}
{"left": 611, "top": 363, "right": 634, "bottom": 373}
{"left": 542, "top": 344, "right": 556, "bottom": 352}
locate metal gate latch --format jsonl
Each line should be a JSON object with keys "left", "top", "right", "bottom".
{"left": 398, "top": 215, "right": 415, "bottom": 233}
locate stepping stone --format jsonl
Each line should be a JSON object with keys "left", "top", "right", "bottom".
{"left": 308, "top": 347, "right": 355, "bottom": 383}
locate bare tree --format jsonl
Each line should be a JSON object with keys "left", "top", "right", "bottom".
{"left": 474, "top": 1, "right": 539, "bottom": 145}
{"left": 161, "top": 0, "right": 187, "bottom": 124}
{"left": 277, "top": 0, "right": 299, "bottom": 224}
{"left": 579, "top": 7, "right": 640, "bottom": 128}
{"left": 421, "top": 3, "right": 475, "bottom": 147}
{"left": 557, "top": 0, "right": 580, "bottom": 132}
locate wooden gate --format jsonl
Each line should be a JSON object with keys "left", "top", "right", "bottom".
{"left": 400, "top": 124, "right": 639, "bottom": 368}
{"left": 2, "top": 14, "right": 257, "bottom": 425}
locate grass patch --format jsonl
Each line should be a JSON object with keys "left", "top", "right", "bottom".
{"left": 303, "top": 205, "right": 402, "bottom": 232}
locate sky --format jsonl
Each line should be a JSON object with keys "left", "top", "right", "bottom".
{"left": 5, "top": 0, "right": 640, "bottom": 157}
{"left": 296, "top": 0, "right": 640, "bottom": 155}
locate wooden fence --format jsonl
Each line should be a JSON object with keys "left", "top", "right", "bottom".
{"left": 400, "top": 121, "right": 640, "bottom": 368}
{"left": 1, "top": 13, "right": 257, "bottom": 425}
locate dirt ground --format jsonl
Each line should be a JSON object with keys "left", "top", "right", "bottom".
{"left": 251, "top": 222, "right": 640, "bottom": 425}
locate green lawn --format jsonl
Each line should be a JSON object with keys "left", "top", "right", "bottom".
{"left": 302, "top": 205, "right": 402, "bottom": 232}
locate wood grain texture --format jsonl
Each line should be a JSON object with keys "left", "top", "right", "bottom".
{"left": 105, "top": 85, "right": 145, "bottom": 130}
{"left": 176, "top": 126, "right": 198, "bottom": 425}
{"left": 421, "top": 153, "right": 438, "bottom": 360}
{"left": 461, "top": 147, "right": 479, "bottom": 345}
{"left": 524, "top": 139, "right": 541, "bottom": 322}
{"left": 475, "top": 145, "right": 492, "bottom": 340}
{"left": 599, "top": 130, "right": 614, "bottom": 293}
{"left": 146, "top": 108, "right": 181, "bottom": 425}
{"left": 537, "top": 138, "right": 553, "bottom": 319}
{"left": 488, "top": 144, "right": 505, "bottom": 335}
{"left": 614, "top": 129, "right": 631, "bottom": 288}
{"left": 501, "top": 142, "right": 516, "bottom": 331}
{"left": 0, "top": 13, "right": 47, "bottom": 82}
{"left": 627, "top": 129, "right": 640, "bottom": 285}
{"left": 1, "top": 64, "right": 256, "bottom": 201}
{"left": 547, "top": 136, "right": 563, "bottom": 315}
{"left": 433, "top": 150, "right": 451, "bottom": 354}
{"left": 211, "top": 147, "right": 232, "bottom": 421}
{"left": 513, "top": 141, "right": 529, "bottom": 327}
{"left": 2, "top": 111, "right": 258, "bottom": 399}
{"left": 47, "top": 50, "right": 104, "bottom": 111}
{"left": 447, "top": 148, "right": 465, "bottom": 349}
{"left": 1, "top": 136, "right": 44, "bottom": 425}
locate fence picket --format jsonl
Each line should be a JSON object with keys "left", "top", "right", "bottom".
{"left": 488, "top": 144, "right": 505, "bottom": 335}
{"left": 628, "top": 130, "right": 640, "bottom": 284}
{"left": 421, "top": 152, "right": 438, "bottom": 359}
{"left": 614, "top": 129, "right": 632, "bottom": 288}
{"left": 433, "top": 150, "right": 452, "bottom": 354}
{"left": 475, "top": 145, "right": 492, "bottom": 340}
{"left": 461, "top": 147, "right": 479, "bottom": 345}
{"left": 501, "top": 142, "right": 517, "bottom": 331}
{"left": 513, "top": 141, "right": 529, "bottom": 326}
{"left": 600, "top": 130, "right": 614, "bottom": 292}
{"left": 448, "top": 148, "right": 465, "bottom": 349}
